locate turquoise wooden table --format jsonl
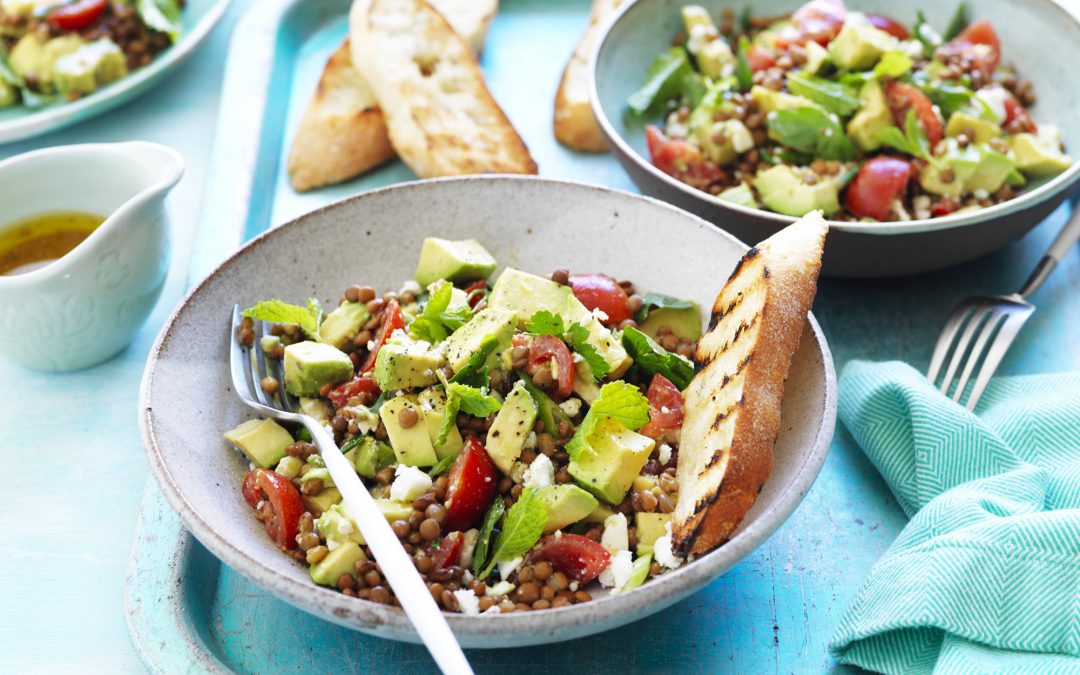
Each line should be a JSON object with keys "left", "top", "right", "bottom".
{"left": 3, "top": 0, "right": 1080, "bottom": 672}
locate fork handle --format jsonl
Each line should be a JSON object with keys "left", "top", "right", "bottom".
{"left": 1019, "top": 199, "right": 1080, "bottom": 297}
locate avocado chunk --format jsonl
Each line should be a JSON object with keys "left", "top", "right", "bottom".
{"left": 568, "top": 417, "right": 655, "bottom": 504}
{"left": 347, "top": 436, "right": 396, "bottom": 478}
{"left": 283, "top": 342, "right": 353, "bottom": 396}
{"left": 418, "top": 387, "right": 465, "bottom": 459}
{"left": 303, "top": 487, "right": 342, "bottom": 515}
{"left": 919, "top": 140, "right": 1015, "bottom": 196}
{"left": 750, "top": 84, "right": 818, "bottom": 114}
{"left": 847, "top": 80, "right": 892, "bottom": 152}
{"left": 538, "top": 485, "right": 599, "bottom": 533}
{"left": 54, "top": 39, "right": 127, "bottom": 97}
{"left": 802, "top": 40, "right": 829, "bottom": 75}
{"left": 309, "top": 540, "right": 366, "bottom": 587}
{"left": 223, "top": 418, "right": 293, "bottom": 468}
{"left": 316, "top": 504, "right": 366, "bottom": 546}
{"left": 8, "top": 34, "right": 46, "bottom": 82}
{"left": 373, "top": 331, "right": 444, "bottom": 390}
{"left": 485, "top": 381, "right": 539, "bottom": 474}
{"left": 375, "top": 498, "right": 414, "bottom": 522}
{"left": 1010, "top": 132, "right": 1073, "bottom": 177}
{"left": 0, "top": 79, "right": 15, "bottom": 108}
{"left": 518, "top": 374, "right": 571, "bottom": 435}
{"left": 716, "top": 182, "right": 760, "bottom": 209}
{"left": 379, "top": 394, "right": 438, "bottom": 466}
{"left": 441, "top": 306, "right": 516, "bottom": 373}
{"left": 681, "top": 5, "right": 734, "bottom": 78}
{"left": 828, "top": 19, "right": 896, "bottom": 70}
{"left": 298, "top": 396, "right": 332, "bottom": 423}
{"left": 415, "top": 237, "right": 497, "bottom": 287}
{"left": 635, "top": 512, "right": 674, "bottom": 556}
{"left": 318, "top": 301, "right": 371, "bottom": 350}
{"left": 585, "top": 503, "right": 615, "bottom": 524}
{"left": 639, "top": 305, "right": 703, "bottom": 341}
{"left": 753, "top": 164, "right": 841, "bottom": 217}
{"left": 945, "top": 112, "right": 1002, "bottom": 145}
{"left": 301, "top": 467, "right": 335, "bottom": 489}
{"left": 274, "top": 455, "right": 304, "bottom": 479}
{"left": 965, "top": 145, "right": 1014, "bottom": 193}
{"left": 689, "top": 114, "right": 753, "bottom": 166}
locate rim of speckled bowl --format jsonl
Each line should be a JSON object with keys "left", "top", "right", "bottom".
{"left": 589, "top": 0, "right": 1080, "bottom": 237}
{"left": 139, "top": 176, "right": 836, "bottom": 644}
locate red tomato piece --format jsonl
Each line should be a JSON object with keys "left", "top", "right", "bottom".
{"left": 530, "top": 534, "right": 612, "bottom": 584}
{"left": 866, "top": 14, "right": 910, "bottom": 40}
{"left": 790, "top": 0, "right": 847, "bottom": 45}
{"left": 463, "top": 279, "right": 488, "bottom": 308}
{"left": 1003, "top": 97, "right": 1037, "bottom": 134}
{"left": 929, "top": 199, "right": 960, "bottom": 217}
{"left": 444, "top": 438, "right": 499, "bottom": 531}
{"left": 48, "top": 0, "right": 106, "bottom": 31}
{"left": 884, "top": 81, "right": 943, "bottom": 147}
{"left": 645, "top": 125, "right": 727, "bottom": 191}
{"left": 243, "top": 469, "right": 303, "bottom": 550}
{"left": 745, "top": 44, "right": 777, "bottom": 72}
{"left": 360, "top": 299, "right": 404, "bottom": 373}
{"left": 327, "top": 373, "right": 380, "bottom": 408}
{"left": 529, "top": 334, "right": 576, "bottom": 399}
{"left": 844, "top": 157, "right": 915, "bottom": 221}
{"left": 946, "top": 19, "right": 1001, "bottom": 76}
{"left": 639, "top": 374, "right": 686, "bottom": 440}
{"left": 568, "top": 273, "right": 630, "bottom": 325}
{"left": 431, "top": 532, "right": 464, "bottom": 569}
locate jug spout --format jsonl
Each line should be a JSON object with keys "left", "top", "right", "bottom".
{"left": 110, "top": 141, "right": 185, "bottom": 203}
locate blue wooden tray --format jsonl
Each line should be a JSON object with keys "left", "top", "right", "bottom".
{"left": 125, "top": 0, "right": 1080, "bottom": 671}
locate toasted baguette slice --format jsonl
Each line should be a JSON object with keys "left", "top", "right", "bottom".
{"left": 350, "top": 0, "right": 537, "bottom": 177}
{"left": 287, "top": 0, "right": 498, "bottom": 191}
{"left": 553, "top": 0, "right": 627, "bottom": 153}
{"left": 672, "top": 212, "right": 827, "bottom": 557}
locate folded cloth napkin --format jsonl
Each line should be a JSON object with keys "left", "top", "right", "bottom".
{"left": 829, "top": 360, "right": 1080, "bottom": 675}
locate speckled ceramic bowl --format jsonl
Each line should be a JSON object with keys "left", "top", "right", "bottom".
{"left": 591, "top": 0, "right": 1080, "bottom": 277}
{"left": 140, "top": 177, "right": 836, "bottom": 647}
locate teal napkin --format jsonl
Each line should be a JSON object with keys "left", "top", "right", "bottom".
{"left": 830, "top": 361, "right": 1080, "bottom": 675}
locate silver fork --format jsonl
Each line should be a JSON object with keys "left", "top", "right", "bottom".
{"left": 928, "top": 204, "right": 1080, "bottom": 410}
{"left": 229, "top": 306, "right": 473, "bottom": 675}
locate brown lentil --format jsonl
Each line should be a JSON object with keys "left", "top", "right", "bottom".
{"left": 370, "top": 586, "right": 391, "bottom": 604}
{"left": 306, "top": 546, "right": 328, "bottom": 565}
{"left": 397, "top": 406, "right": 420, "bottom": 428}
{"left": 550, "top": 267, "right": 570, "bottom": 285}
{"left": 300, "top": 479, "right": 323, "bottom": 496}
{"left": 419, "top": 518, "right": 441, "bottom": 541}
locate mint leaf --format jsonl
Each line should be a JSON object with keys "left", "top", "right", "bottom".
{"left": 873, "top": 51, "right": 913, "bottom": 79}
{"left": 526, "top": 310, "right": 565, "bottom": 336}
{"left": 448, "top": 334, "right": 499, "bottom": 388}
{"left": 427, "top": 451, "right": 458, "bottom": 478}
{"left": 410, "top": 282, "right": 473, "bottom": 343}
{"left": 566, "top": 323, "right": 610, "bottom": 382}
{"left": 628, "top": 47, "right": 694, "bottom": 115}
{"left": 621, "top": 327, "right": 695, "bottom": 390}
{"left": 875, "top": 109, "right": 934, "bottom": 162}
{"left": 565, "top": 381, "right": 651, "bottom": 461}
{"left": 137, "top": 0, "right": 182, "bottom": 41}
{"left": 919, "top": 79, "right": 972, "bottom": 118}
{"left": 479, "top": 488, "right": 547, "bottom": 579}
{"left": 786, "top": 73, "right": 860, "bottom": 116}
{"left": 766, "top": 107, "right": 857, "bottom": 161}
{"left": 435, "top": 381, "right": 502, "bottom": 447}
{"left": 734, "top": 35, "right": 752, "bottom": 93}
{"left": 244, "top": 299, "right": 322, "bottom": 340}
{"left": 633, "top": 292, "right": 697, "bottom": 323}
{"left": 943, "top": 2, "right": 969, "bottom": 41}
{"left": 472, "top": 499, "right": 506, "bottom": 576}
{"left": 913, "top": 11, "right": 942, "bottom": 58}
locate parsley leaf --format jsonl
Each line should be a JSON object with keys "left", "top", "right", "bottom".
{"left": 786, "top": 73, "right": 860, "bottom": 117}
{"left": 448, "top": 334, "right": 499, "bottom": 388}
{"left": 633, "top": 292, "right": 698, "bottom": 323}
{"left": 434, "top": 382, "right": 502, "bottom": 448}
{"left": 734, "top": 35, "right": 753, "bottom": 93}
{"left": 875, "top": 108, "right": 933, "bottom": 161}
{"left": 621, "top": 327, "right": 695, "bottom": 390}
{"left": 566, "top": 323, "right": 610, "bottom": 382}
{"left": 471, "top": 499, "right": 506, "bottom": 576}
{"left": 243, "top": 299, "right": 322, "bottom": 341}
{"left": 479, "top": 488, "right": 547, "bottom": 579}
{"left": 525, "top": 310, "right": 566, "bottom": 336}
{"left": 409, "top": 282, "right": 473, "bottom": 343}
{"left": 913, "top": 11, "right": 942, "bottom": 58}
{"left": 565, "top": 381, "right": 651, "bottom": 461}
{"left": 873, "top": 51, "right": 913, "bottom": 79}
{"left": 628, "top": 47, "right": 695, "bottom": 115}
{"left": 766, "top": 107, "right": 857, "bottom": 161}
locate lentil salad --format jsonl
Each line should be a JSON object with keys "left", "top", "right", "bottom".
{"left": 227, "top": 238, "right": 701, "bottom": 614}
{"left": 629, "top": 0, "right": 1072, "bottom": 222}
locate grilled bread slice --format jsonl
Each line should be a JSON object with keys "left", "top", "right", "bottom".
{"left": 349, "top": 0, "right": 537, "bottom": 178}
{"left": 672, "top": 211, "right": 827, "bottom": 557}
{"left": 287, "top": 0, "right": 499, "bottom": 192}
{"left": 553, "top": 0, "right": 627, "bottom": 152}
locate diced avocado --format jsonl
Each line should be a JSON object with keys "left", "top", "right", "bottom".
{"left": 585, "top": 503, "right": 615, "bottom": 524}
{"left": 635, "top": 512, "right": 674, "bottom": 556}
{"left": 1010, "top": 132, "right": 1073, "bottom": 177}
{"left": 348, "top": 436, "right": 396, "bottom": 478}
{"left": 316, "top": 504, "right": 365, "bottom": 546}
{"left": 37, "top": 35, "right": 86, "bottom": 91}
{"left": 223, "top": 418, "right": 293, "bottom": 468}
{"left": 945, "top": 112, "right": 1001, "bottom": 145}
{"left": 8, "top": 34, "right": 45, "bottom": 81}
{"left": 633, "top": 474, "right": 658, "bottom": 494}
{"left": 568, "top": 417, "right": 655, "bottom": 504}
{"left": 375, "top": 498, "right": 414, "bottom": 522}
{"left": 54, "top": 39, "right": 127, "bottom": 97}
{"left": 716, "top": 182, "right": 760, "bottom": 209}
{"left": 260, "top": 334, "right": 281, "bottom": 354}
{"left": 301, "top": 467, "right": 335, "bottom": 489}
{"left": 318, "top": 301, "right": 371, "bottom": 350}
{"left": 373, "top": 331, "right": 444, "bottom": 390}
{"left": 303, "top": 487, "right": 342, "bottom": 515}
{"left": 750, "top": 85, "right": 818, "bottom": 114}
{"left": 0, "top": 0, "right": 38, "bottom": 19}
{"left": 573, "top": 359, "right": 602, "bottom": 404}
{"left": 681, "top": 5, "right": 734, "bottom": 78}
{"left": 919, "top": 140, "right": 1014, "bottom": 196}
{"left": 753, "top": 165, "right": 841, "bottom": 217}
{"left": 441, "top": 307, "right": 516, "bottom": 373}
{"left": 283, "top": 342, "right": 353, "bottom": 396}
{"left": 379, "top": 394, "right": 438, "bottom": 466}
{"left": 828, "top": 19, "right": 896, "bottom": 70}
{"left": 309, "top": 540, "right": 366, "bottom": 587}
{"left": 418, "top": 387, "right": 464, "bottom": 459}
{"left": 689, "top": 115, "right": 753, "bottom": 166}
{"left": 0, "top": 79, "right": 15, "bottom": 108}
{"left": 803, "top": 40, "right": 830, "bottom": 75}
{"left": 274, "top": 455, "right": 305, "bottom": 479}
{"left": 518, "top": 374, "right": 571, "bottom": 435}
{"left": 847, "top": 80, "right": 892, "bottom": 152}
{"left": 538, "top": 485, "right": 599, "bottom": 533}
{"left": 639, "top": 306, "right": 703, "bottom": 341}
{"left": 965, "top": 145, "right": 1014, "bottom": 193}
{"left": 299, "top": 397, "right": 332, "bottom": 422}
{"left": 415, "top": 237, "right": 497, "bottom": 287}
{"left": 485, "top": 381, "right": 539, "bottom": 474}
{"left": 488, "top": 267, "right": 576, "bottom": 322}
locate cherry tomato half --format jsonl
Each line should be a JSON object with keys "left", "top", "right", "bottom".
{"left": 930, "top": 199, "right": 960, "bottom": 218}
{"left": 639, "top": 374, "right": 686, "bottom": 440}
{"left": 431, "top": 531, "right": 464, "bottom": 569}
{"left": 444, "top": 437, "right": 499, "bottom": 531}
{"left": 645, "top": 125, "right": 727, "bottom": 191}
{"left": 568, "top": 273, "right": 630, "bottom": 326}
{"left": 48, "top": 0, "right": 106, "bottom": 31}
{"left": 463, "top": 279, "right": 488, "bottom": 308}
{"left": 884, "top": 81, "right": 943, "bottom": 147}
{"left": 1003, "top": 96, "right": 1037, "bottom": 134}
{"left": 790, "top": 0, "right": 847, "bottom": 45}
{"left": 327, "top": 373, "right": 380, "bottom": 408}
{"left": 945, "top": 19, "right": 1000, "bottom": 77}
{"left": 530, "top": 534, "right": 612, "bottom": 584}
{"left": 844, "top": 157, "right": 915, "bottom": 221}
{"left": 241, "top": 469, "right": 263, "bottom": 509}
{"left": 242, "top": 468, "right": 303, "bottom": 550}
{"left": 360, "top": 299, "right": 404, "bottom": 373}
{"left": 745, "top": 44, "right": 777, "bottom": 72}
{"left": 529, "top": 334, "right": 576, "bottom": 400}
{"left": 866, "top": 14, "right": 910, "bottom": 40}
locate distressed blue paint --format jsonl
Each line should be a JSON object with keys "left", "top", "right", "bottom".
{"left": 4, "top": 0, "right": 1080, "bottom": 674}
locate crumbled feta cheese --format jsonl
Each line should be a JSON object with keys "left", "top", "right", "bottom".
{"left": 973, "top": 189, "right": 990, "bottom": 200}
{"left": 554, "top": 530, "right": 563, "bottom": 539}
{"left": 337, "top": 519, "right": 355, "bottom": 535}
{"left": 890, "top": 199, "right": 912, "bottom": 222}
{"left": 658, "top": 443, "right": 672, "bottom": 466}
{"left": 483, "top": 605, "right": 502, "bottom": 614}
{"left": 510, "top": 461, "right": 528, "bottom": 484}
{"left": 1038, "top": 124, "right": 1063, "bottom": 148}
{"left": 523, "top": 431, "right": 537, "bottom": 450}
{"left": 730, "top": 121, "right": 754, "bottom": 154}
{"left": 523, "top": 453, "right": 555, "bottom": 489}
{"left": 897, "top": 39, "right": 924, "bottom": 59}
{"left": 400, "top": 280, "right": 422, "bottom": 295}
{"left": 344, "top": 405, "right": 379, "bottom": 435}
{"left": 485, "top": 580, "right": 516, "bottom": 597}
{"left": 389, "top": 465, "right": 432, "bottom": 502}
{"left": 558, "top": 398, "right": 582, "bottom": 417}
{"left": 326, "top": 539, "right": 340, "bottom": 552}
{"left": 498, "top": 556, "right": 523, "bottom": 580}
{"left": 653, "top": 521, "right": 685, "bottom": 571}
{"left": 591, "top": 307, "right": 609, "bottom": 322}
{"left": 249, "top": 462, "right": 257, "bottom": 470}
{"left": 598, "top": 550, "right": 634, "bottom": 591}
{"left": 367, "top": 340, "right": 376, "bottom": 350}
{"left": 459, "top": 529, "right": 479, "bottom": 568}
{"left": 601, "top": 513, "right": 629, "bottom": 554}
{"left": 686, "top": 23, "right": 714, "bottom": 56}
{"left": 461, "top": 570, "right": 474, "bottom": 586}
{"left": 569, "top": 581, "right": 579, "bottom": 592}
{"left": 423, "top": 368, "right": 433, "bottom": 377}
{"left": 974, "top": 85, "right": 1008, "bottom": 123}
{"left": 453, "top": 589, "right": 481, "bottom": 615}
